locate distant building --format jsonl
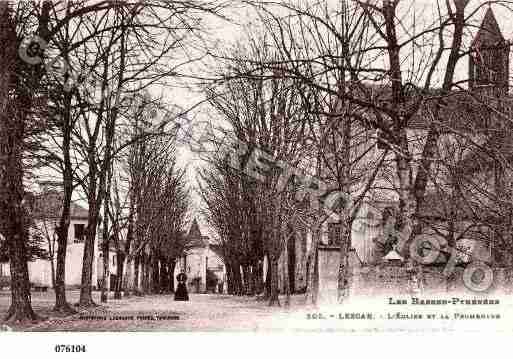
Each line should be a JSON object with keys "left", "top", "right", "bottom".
{"left": 176, "top": 218, "right": 225, "bottom": 293}
{"left": 0, "top": 183, "right": 116, "bottom": 289}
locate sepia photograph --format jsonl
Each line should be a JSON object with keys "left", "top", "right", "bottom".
{"left": 0, "top": 0, "right": 513, "bottom": 351}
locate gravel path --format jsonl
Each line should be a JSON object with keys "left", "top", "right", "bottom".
{"left": 0, "top": 291, "right": 300, "bottom": 331}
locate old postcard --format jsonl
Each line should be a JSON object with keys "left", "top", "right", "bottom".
{"left": 1, "top": 1, "right": 513, "bottom": 352}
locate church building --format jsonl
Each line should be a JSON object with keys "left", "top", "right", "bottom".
{"left": 315, "top": 7, "right": 513, "bottom": 301}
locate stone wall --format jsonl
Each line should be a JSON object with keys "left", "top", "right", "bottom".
{"left": 354, "top": 265, "right": 511, "bottom": 296}
{"left": 317, "top": 246, "right": 339, "bottom": 304}
{"left": 316, "top": 245, "right": 511, "bottom": 300}
{"left": 317, "top": 246, "right": 364, "bottom": 304}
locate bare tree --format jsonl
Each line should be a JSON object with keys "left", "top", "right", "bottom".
{"left": 229, "top": 0, "right": 513, "bottom": 298}
{"left": 200, "top": 32, "right": 316, "bottom": 305}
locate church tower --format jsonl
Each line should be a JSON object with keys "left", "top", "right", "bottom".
{"left": 469, "top": 8, "right": 510, "bottom": 93}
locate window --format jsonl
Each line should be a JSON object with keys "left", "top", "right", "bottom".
{"left": 112, "top": 255, "right": 116, "bottom": 266}
{"left": 328, "top": 222, "right": 343, "bottom": 246}
{"left": 74, "top": 224, "right": 85, "bottom": 243}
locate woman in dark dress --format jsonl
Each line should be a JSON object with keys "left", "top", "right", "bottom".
{"left": 174, "top": 272, "right": 189, "bottom": 301}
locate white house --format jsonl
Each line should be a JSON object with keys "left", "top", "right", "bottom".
{"left": 0, "top": 184, "right": 116, "bottom": 290}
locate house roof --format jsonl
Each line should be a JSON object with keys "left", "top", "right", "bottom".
{"left": 362, "top": 82, "right": 508, "bottom": 131}
{"left": 363, "top": 83, "right": 513, "bottom": 175}
{"left": 29, "top": 190, "right": 89, "bottom": 220}
{"left": 368, "top": 192, "right": 488, "bottom": 223}
{"left": 188, "top": 218, "right": 202, "bottom": 238}
{"left": 417, "top": 193, "right": 479, "bottom": 221}
{"left": 185, "top": 218, "right": 209, "bottom": 248}
{"left": 410, "top": 89, "right": 505, "bottom": 131}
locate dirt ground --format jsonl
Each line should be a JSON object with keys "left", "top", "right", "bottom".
{"left": 0, "top": 290, "right": 308, "bottom": 331}
{"left": 0, "top": 289, "right": 510, "bottom": 332}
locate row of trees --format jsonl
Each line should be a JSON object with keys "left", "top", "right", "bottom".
{"left": 199, "top": 35, "right": 323, "bottom": 306}
{"left": 120, "top": 118, "right": 189, "bottom": 298}
{"left": 0, "top": 0, "right": 212, "bottom": 323}
{"left": 198, "top": 0, "right": 513, "bottom": 304}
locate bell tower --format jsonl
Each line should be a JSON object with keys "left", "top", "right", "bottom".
{"left": 469, "top": 8, "right": 510, "bottom": 93}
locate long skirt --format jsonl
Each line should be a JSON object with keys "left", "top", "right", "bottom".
{"left": 174, "top": 282, "right": 189, "bottom": 301}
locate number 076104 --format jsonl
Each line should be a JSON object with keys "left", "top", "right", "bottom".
{"left": 54, "top": 345, "right": 87, "bottom": 353}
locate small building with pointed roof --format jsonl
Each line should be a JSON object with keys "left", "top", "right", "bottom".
{"left": 176, "top": 218, "right": 225, "bottom": 293}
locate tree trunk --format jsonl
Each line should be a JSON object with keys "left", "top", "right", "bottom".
{"left": 145, "top": 253, "right": 151, "bottom": 294}
{"left": 250, "top": 264, "right": 257, "bottom": 296}
{"left": 141, "top": 252, "right": 149, "bottom": 295}
{"left": 159, "top": 258, "right": 168, "bottom": 293}
{"left": 337, "top": 222, "right": 351, "bottom": 303}
{"left": 100, "top": 243, "right": 109, "bottom": 303}
{"left": 255, "top": 260, "right": 264, "bottom": 295}
{"left": 78, "top": 156, "right": 99, "bottom": 307}
{"left": 54, "top": 194, "right": 75, "bottom": 313}
{"left": 123, "top": 255, "right": 133, "bottom": 297}
{"left": 114, "top": 251, "right": 124, "bottom": 299}
{"left": 283, "top": 245, "right": 290, "bottom": 307}
{"left": 306, "top": 227, "right": 320, "bottom": 306}
{"left": 151, "top": 253, "right": 160, "bottom": 294}
{"left": 298, "top": 229, "right": 307, "bottom": 293}
{"left": 52, "top": 11, "right": 76, "bottom": 312}
{"left": 168, "top": 259, "right": 176, "bottom": 293}
{"left": 79, "top": 220, "right": 97, "bottom": 307}
{"left": 101, "top": 155, "right": 114, "bottom": 303}
{"left": 122, "top": 210, "right": 134, "bottom": 297}
{"left": 4, "top": 228, "right": 39, "bottom": 323}
{"left": 79, "top": 19, "right": 126, "bottom": 306}
{"left": 261, "top": 255, "right": 271, "bottom": 300}
{"left": 53, "top": 187, "right": 75, "bottom": 313}
{"left": 246, "top": 265, "right": 254, "bottom": 295}
{"left": 133, "top": 254, "right": 141, "bottom": 295}
{"left": 282, "top": 220, "right": 290, "bottom": 306}
{"left": 233, "top": 262, "right": 243, "bottom": 295}
{"left": 225, "top": 262, "right": 233, "bottom": 295}
{"left": 268, "top": 255, "right": 280, "bottom": 306}
{"left": 242, "top": 265, "right": 250, "bottom": 295}
{"left": 230, "top": 262, "right": 237, "bottom": 295}
{"left": 288, "top": 232, "right": 296, "bottom": 294}
{"left": 79, "top": 34, "right": 121, "bottom": 306}
{"left": 0, "top": 2, "right": 42, "bottom": 323}
{"left": 50, "top": 258, "right": 56, "bottom": 290}
{"left": 0, "top": 116, "right": 38, "bottom": 322}
{"left": 140, "top": 253, "right": 146, "bottom": 295}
